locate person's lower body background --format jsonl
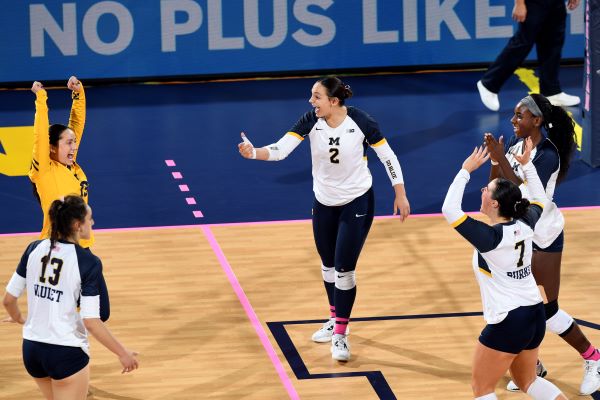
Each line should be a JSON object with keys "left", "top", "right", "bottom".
{"left": 472, "top": 303, "right": 567, "bottom": 399}
{"left": 310, "top": 188, "right": 375, "bottom": 361}
{"left": 22, "top": 339, "right": 90, "bottom": 400}
{"left": 477, "top": 0, "right": 580, "bottom": 110}
{"left": 506, "top": 231, "right": 600, "bottom": 395}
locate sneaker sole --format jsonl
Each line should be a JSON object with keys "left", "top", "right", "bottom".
{"left": 330, "top": 347, "right": 350, "bottom": 361}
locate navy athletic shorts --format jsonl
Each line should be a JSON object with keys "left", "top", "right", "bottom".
{"left": 479, "top": 302, "right": 546, "bottom": 354}
{"left": 22, "top": 339, "right": 89, "bottom": 380}
{"left": 533, "top": 230, "right": 564, "bottom": 252}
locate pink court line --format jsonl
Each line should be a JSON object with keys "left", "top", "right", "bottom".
{"left": 165, "top": 160, "right": 176, "bottom": 167}
{"left": 172, "top": 172, "right": 183, "bottom": 179}
{"left": 2, "top": 205, "right": 599, "bottom": 238}
{"left": 205, "top": 212, "right": 449, "bottom": 228}
{"left": 178, "top": 184, "right": 190, "bottom": 192}
{"left": 200, "top": 226, "right": 299, "bottom": 399}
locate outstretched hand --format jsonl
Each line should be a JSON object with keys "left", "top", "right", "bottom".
{"left": 484, "top": 133, "right": 505, "bottom": 164}
{"left": 67, "top": 76, "right": 82, "bottom": 92}
{"left": 238, "top": 132, "right": 256, "bottom": 159}
{"left": 462, "top": 146, "right": 489, "bottom": 173}
{"left": 514, "top": 137, "right": 534, "bottom": 165}
{"left": 31, "top": 81, "right": 44, "bottom": 94}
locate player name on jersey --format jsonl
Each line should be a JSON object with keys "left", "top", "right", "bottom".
{"left": 506, "top": 265, "right": 532, "bottom": 280}
{"left": 33, "top": 283, "right": 64, "bottom": 302}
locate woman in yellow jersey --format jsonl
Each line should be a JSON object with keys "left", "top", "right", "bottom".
{"left": 29, "top": 77, "right": 109, "bottom": 321}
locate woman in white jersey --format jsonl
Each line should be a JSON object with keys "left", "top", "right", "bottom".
{"left": 3, "top": 195, "right": 138, "bottom": 400}
{"left": 485, "top": 94, "right": 600, "bottom": 395}
{"left": 442, "top": 143, "right": 566, "bottom": 400}
{"left": 238, "top": 76, "right": 410, "bottom": 361}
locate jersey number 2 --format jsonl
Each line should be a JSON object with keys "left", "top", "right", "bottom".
{"left": 40, "top": 257, "right": 64, "bottom": 286}
{"left": 329, "top": 148, "right": 340, "bottom": 164}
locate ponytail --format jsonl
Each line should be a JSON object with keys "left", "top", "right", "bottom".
{"left": 530, "top": 94, "right": 576, "bottom": 183}
{"left": 45, "top": 196, "right": 88, "bottom": 263}
{"left": 492, "top": 178, "right": 531, "bottom": 219}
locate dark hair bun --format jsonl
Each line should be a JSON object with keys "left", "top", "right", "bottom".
{"left": 343, "top": 84, "right": 353, "bottom": 100}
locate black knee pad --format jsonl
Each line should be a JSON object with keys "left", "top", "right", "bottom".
{"left": 544, "top": 300, "right": 559, "bottom": 320}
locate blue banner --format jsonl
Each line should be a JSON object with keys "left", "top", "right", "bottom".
{"left": 0, "top": 0, "right": 585, "bottom": 83}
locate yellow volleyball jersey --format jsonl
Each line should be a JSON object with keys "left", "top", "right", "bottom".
{"left": 28, "top": 88, "right": 93, "bottom": 248}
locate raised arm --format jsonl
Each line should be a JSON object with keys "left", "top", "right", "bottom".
{"left": 30, "top": 82, "right": 50, "bottom": 177}
{"left": 442, "top": 147, "right": 505, "bottom": 252}
{"left": 67, "top": 76, "right": 86, "bottom": 162}
{"left": 513, "top": 138, "right": 564, "bottom": 245}
{"left": 485, "top": 133, "right": 523, "bottom": 185}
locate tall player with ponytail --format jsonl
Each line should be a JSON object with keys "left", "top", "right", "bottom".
{"left": 238, "top": 76, "right": 410, "bottom": 361}
{"left": 3, "top": 196, "right": 138, "bottom": 400}
{"left": 442, "top": 143, "right": 568, "bottom": 399}
{"left": 485, "top": 94, "right": 600, "bottom": 395}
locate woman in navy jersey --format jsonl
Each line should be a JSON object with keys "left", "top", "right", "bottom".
{"left": 238, "top": 76, "right": 410, "bottom": 361}
{"left": 485, "top": 94, "right": 600, "bottom": 395}
{"left": 3, "top": 195, "right": 138, "bottom": 400}
{"left": 442, "top": 143, "right": 566, "bottom": 400}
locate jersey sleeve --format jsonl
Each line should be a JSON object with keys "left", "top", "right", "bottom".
{"left": 6, "top": 240, "right": 43, "bottom": 297}
{"left": 68, "top": 87, "right": 86, "bottom": 162}
{"left": 520, "top": 204, "right": 543, "bottom": 229}
{"left": 79, "top": 258, "right": 102, "bottom": 319}
{"left": 372, "top": 140, "right": 404, "bottom": 185}
{"left": 349, "top": 107, "right": 384, "bottom": 146}
{"left": 454, "top": 217, "right": 504, "bottom": 253}
{"left": 289, "top": 110, "right": 317, "bottom": 139}
{"left": 532, "top": 143, "right": 559, "bottom": 189}
{"left": 442, "top": 169, "right": 503, "bottom": 253}
{"left": 76, "top": 247, "right": 105, "bottom": 319}
{"left": 29, "top": 90, "right": 50, "bottom": 180}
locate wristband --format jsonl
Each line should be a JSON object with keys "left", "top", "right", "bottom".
{"left": 490, "top": 160, "right": 499, "bottom": 166}
{"left": 251, "top": 148, "right": 257, "bottom": 159}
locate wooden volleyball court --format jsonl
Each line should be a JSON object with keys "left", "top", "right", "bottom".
{"left": 1, "top": 208, "right": 599, "bottom": 399}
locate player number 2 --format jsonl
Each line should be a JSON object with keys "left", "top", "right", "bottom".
{"left": 329, "top": 148, "right": 339, "bottom": 164}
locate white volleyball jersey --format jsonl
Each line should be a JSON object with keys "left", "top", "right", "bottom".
{"left": 443, "top": 169, "right": 544, "bottom": 324}
{"left": 459, "top": 218, "right": 543, "bottom": 324}
{"left": 289, "top": 107, "right": 391, "bottom": 206}
{"left": 6, "top": 239, "right": 103, "bottom": 354}
{"left": 505, "top": 136, "right": 563, "bottom": 248}
{"left": 505, "top": 136, "right": 560, "bottom": 200}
